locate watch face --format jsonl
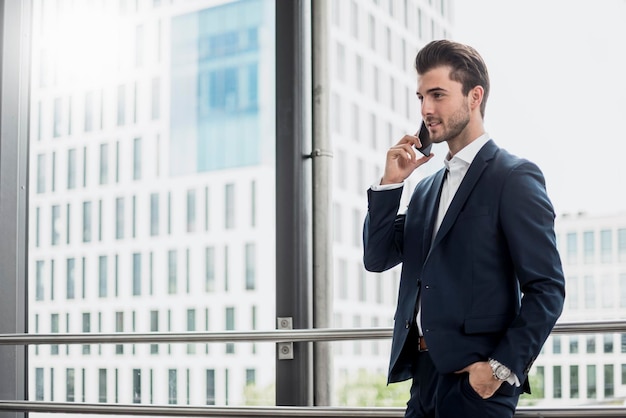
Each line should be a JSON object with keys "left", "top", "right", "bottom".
{"left": 495, "top": 365, "right": 511, "bottom": 380}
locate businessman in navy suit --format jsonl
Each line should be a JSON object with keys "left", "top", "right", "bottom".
{"left": 363, "top": 40, "right": 565, "bottom": 417}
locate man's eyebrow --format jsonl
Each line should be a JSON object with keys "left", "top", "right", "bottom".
{"left": 416, "top": 87, "right": 447, "bottom": 96}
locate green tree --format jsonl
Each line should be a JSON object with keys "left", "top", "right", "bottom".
{"left": 337, "top": 370, "right": 410, "bottom": 407}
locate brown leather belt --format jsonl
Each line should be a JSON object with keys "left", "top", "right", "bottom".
{"left": 417, "top": 336, "right": 428, "bottom": 352}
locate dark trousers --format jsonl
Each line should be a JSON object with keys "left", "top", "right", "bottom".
{"left": 404, "top": 348, "right": 520, "bottom": 418}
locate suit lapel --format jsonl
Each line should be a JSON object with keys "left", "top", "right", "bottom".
{"left": 430, "top": 140, "right": 498, "bottom": 251}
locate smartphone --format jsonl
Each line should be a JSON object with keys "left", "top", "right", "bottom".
{"left": 416, "top": 121, "right": 432, "bottom": 156}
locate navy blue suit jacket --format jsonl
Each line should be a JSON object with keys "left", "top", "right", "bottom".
{"left": 363, "top": 140, "right": 565, "bottom": 393}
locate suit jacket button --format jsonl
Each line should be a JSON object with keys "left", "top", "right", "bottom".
{"left": 405, "top": 320, "right": 410, "bottom": 329}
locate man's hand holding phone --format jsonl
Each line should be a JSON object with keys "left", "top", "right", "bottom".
{"left": 381, "top": 124, "right": 434, "bottom": 185}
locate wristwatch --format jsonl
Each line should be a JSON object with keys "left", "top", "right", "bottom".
{"left": 488, "top": 358, "right": 512, "bottom": 381}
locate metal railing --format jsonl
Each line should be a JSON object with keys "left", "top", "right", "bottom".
{"left": 1, "top": 320, "right": 625, "bottom": 417}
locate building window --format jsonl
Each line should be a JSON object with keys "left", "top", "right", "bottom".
{"left": 82, "top": 312, "right": 91, "bottom": 354}
{"left": 132, "top": 253, "right": 141, "bottom": 296}
{"left": 553, "top": 365, "right": 562, "bottom": 398}
{"left": 604, "top": 334, "right": 614, "bottom": 353}
{"left": 98, "top": 369, "right": 107, "bottom": 403}
{"left": 133, "top": 369, "right": 141, "bottom": 403}
{"left": 115, "top": 197, "right": 125, "bottom": 239}
{"left": 36, "top": 260, "right": 45, "bottom": 301}
{"left": 587, "top": 365, "right": 597, "bottom": 398}
{"left": 567, "top": 275, "right": 578, "bottom": 310}
{"left": 587, "top": 336, "right": 596, "bottom": 353}
{"left": 51, "top": 313, "right": 59, "bottom": 355}
{"left": 600, "top": 229, "right": 612, "bottom": 263}
{"left": 66, "top": 258, "right": 75, "bottom": 300}
{"left": 605, "top": 364, "right": 614, "bottom": 398}
{"left": 566, "top": 232, "right": 577, "bottom": 263}
{"left": 552, "top": 336, "right": 562, "bottom": 354}
{"left": 99, "top": 143, "right": 109, "bottom": 185}
{"left": 224, "top": 183, "right": 235, "bottom": 229}
{"left": 583, "top": 230, "right": 594, "bottom": 263}
{"left": 205, "top": 247, "right": 215, "bottom": 292}
{"left": 187, "top": 189, "right": 196, "bottom": 233}
{"left": 245, "top": 243, "right": 255, "bottom": 290}
{"left": 618, "top": 228, "right": 626, "bottom": 262}
{"left": 133, "top": 137, "right": 142, "bottom": 180}
{"left": 150, "top": 193, "right": 159, "bottom": 236}
{"left": 98, "top": 255, "right": 107, "bottom": 298}
{"left": 225, "top": 307, "right": 235, "bottom": 354}
{"left": 206, "top": 369, "right": 215, "bottom": 405}
{"left": 115, "top": 312, "right": 124, "bottom": 354}
{"left": 187, "top": 309, "right": 196, "bottom": 355}
{"left": 51, "top": 205, "right": 61, "bottom": 245}
{"left": 67, "top": 148, "right": 77, "bottom": 189}
{"left": 150, "top": 310, "right": 159, "bottom": 354}
{"left": 168, "top": 250, "right": 177, "bottom": 294}
{"left": 569, "top": 336, "right": 579, "bottom": 354}
{"left": 82, "top": 201, "right": 92, "bottom": 243}
{"left": 36, "top": 368, "right": 44, "bottom": 401}
{"left": 66, "top": 368, "right": 75, "bottom": 402}
{"left": 168, "top": 369, "right": 177, "bottom": 404}
{"left": 570, "top": 365, "right": 579, "bottom": 398}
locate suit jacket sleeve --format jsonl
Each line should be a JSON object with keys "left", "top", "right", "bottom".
{"left": 491, "top": 161, "right": 565, "bottom": 380}
{"left": 363, "top": 186, "right": 406, "bottom": 273}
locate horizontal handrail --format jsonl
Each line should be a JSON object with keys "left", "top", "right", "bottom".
{"left": 0, "top": 319, "right": 624, "bottom": 345}
{"left": 1, "top": 401, "right": 626, "bottom": 417}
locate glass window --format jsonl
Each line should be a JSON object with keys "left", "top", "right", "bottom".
{"left": 99, "top": 143, "right": 109, "bottom": 185}
{"left": 133, "top": 138, "right": 142, "bottom": 180}
{"left": 245, "top": 243, "right": 256, "bottom": 290}
{"left": 168, "top": 369, "right": 177, "bottom": 405}
{"left": 225, "top": 307, "right": 235, "bottom": 354}
{"left": 133, "top": 369, "right": 141, "bottom": 403}
{"left": 566, "top": 232, "right": 577, "bottom": 263}
{"left": 619, "top": 228, "right": 626, "bottom": 262}
{"left": 553, "top": 365, "right": 561, "bottom": 398}
{"left": 115, "top": 197, "right": 125, "bottom": 240}
{"left": 67, "top": 148, "right": 76, "bottom": 189}
{"left": 187, "top": 309, "right": 196, "bottom": 355}
{"left": 206, "top": 369, "right": 215, "bottom": 405}
{"left": 600, "top": 229, "right": 612, "bottom": 263}
{"left": 150, "top": 193, "right": 159, "bottom": 236}
{"left": 224, "top": 183, "right": 235, "bottom": 229}
{"left": 583, "top": 230, "right": 595, "bottom": 263}
{"left": 66, "top": 258, "right": 75, "bottom": 300}
{"left": 82, "top": 201, "right": 92, "bottom": 243}
{"left": 186, "top": 189, "right": 196, "bottom": 233}
{"left": 168, "top": 250, "right": 177, "bottom": 294}
{"left": 132, "top": 253, "right": 141, "bottom": 296}
{"left": 66, "top": 368, "right": 75, "bottom": 402}
{"left": 98, "top": 255, "right": 107, "bottom": 298}
{"left": 569, "top": 365, "right": 578, "bottom": 398}
{"left": 82, "top": 312, "right": 91, "bottom": 354}
{"left": 605, "top": 364, "right": 614, "bottom": 398}
{"left": 99, "top": 369, "right": 107, "bottom": 403}
{"left": 205, "top": 246, "right": 215, "bottom": 292}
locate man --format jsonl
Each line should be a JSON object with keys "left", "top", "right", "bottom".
{"left": 362, "top": 40, "right": 565, "bottom": 418}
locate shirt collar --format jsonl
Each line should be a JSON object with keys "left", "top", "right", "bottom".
{"left": 443, "top": 133, "right": 490, "bottom": 171}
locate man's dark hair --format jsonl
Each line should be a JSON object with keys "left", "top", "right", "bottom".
{"left": 415, "top": 40, "right": 490, "bottom": 118}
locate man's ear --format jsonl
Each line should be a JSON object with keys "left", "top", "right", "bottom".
{"left": 470, "top": 85, "right": 484, "bottom": 110}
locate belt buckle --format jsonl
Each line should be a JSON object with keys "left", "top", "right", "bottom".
{"left": 417, "top": 336, "right": 428, "bottom": 352}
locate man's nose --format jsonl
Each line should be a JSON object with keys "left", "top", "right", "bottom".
{"left": 420, "top": 98, "right": 434, "bottom": 117}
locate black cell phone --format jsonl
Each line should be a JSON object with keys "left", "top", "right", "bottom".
{"left": 416, "top": 121, "right": 432, "bottom": 156}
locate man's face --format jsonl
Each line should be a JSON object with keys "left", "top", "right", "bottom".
{"left": 416, "top": 66, "right": 471, "bottom": 145}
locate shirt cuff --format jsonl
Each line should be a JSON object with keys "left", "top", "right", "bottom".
{"left": 370, "top": 181, "right": 403, "bottom": 191}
